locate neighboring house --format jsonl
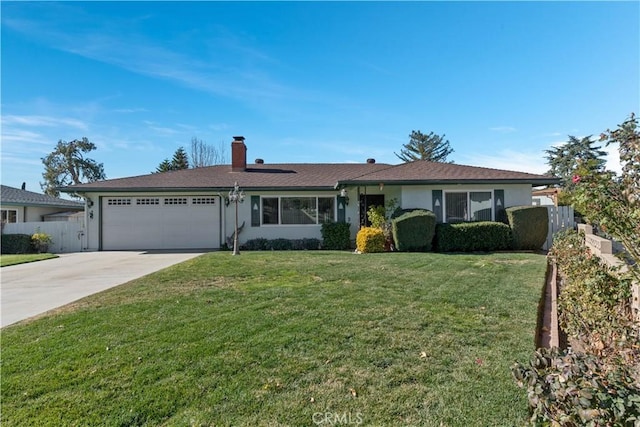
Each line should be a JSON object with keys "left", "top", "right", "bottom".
{"left": 62, "top": 136, "right": 559, "bottom": 251}
{"left": 1, "top": 185, "right": 84, "bottom": 223}
{"left": 532, "top": 187, "right": 561, "bottom": 206}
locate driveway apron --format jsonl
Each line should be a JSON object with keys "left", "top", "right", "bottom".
{"left": 1, "top": 251, "right": 204, "bottom": 327}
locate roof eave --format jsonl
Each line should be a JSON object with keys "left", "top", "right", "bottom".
{"left": 0, "top": 201, "right": 84, "bottom": 209}
{"left": 338, "top": 178, "right": 562, "bottom": 186}
{"left": 62, "top": 185, "right": 340, "bottom": 193}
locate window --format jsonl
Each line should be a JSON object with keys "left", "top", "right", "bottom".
{"left": 318, "top": 197, "right": 335, "bottom": 223}
{"left": 1, "top": 209, "right": 17, "bottom": 223}
{"left": 262, "top": 197, "right": 279, "bottom": 225}
{"left": 445, "top": 191, "right": 493, "bottom": 223}
{"left": 282, "top": 197, "right": 316, "bottom": 224}
{"left": 107, "top": 198, "right": 131, "bottom": 206}
{"left": 192, "top": 197, "right": 216, "bottom": 205}
{"left": 136, "top": 198, "right": 159, "bottom": 205}
{"left": 164, "top": 198, "right": 187, "bottom": 205}
{"left": 261, "top": 196, "right": 335, "bottom": 225}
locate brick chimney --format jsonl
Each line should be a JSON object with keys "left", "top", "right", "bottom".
{"left": 231, "top": 136, "right": 247, "bottom": 172}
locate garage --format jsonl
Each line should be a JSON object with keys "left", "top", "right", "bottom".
{"left": 101, "top": 195, "right": 221, "bottom": 250}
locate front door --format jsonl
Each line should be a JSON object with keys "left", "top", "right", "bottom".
{"left": 359, "top": 194, "right": 385, "bottom": 227}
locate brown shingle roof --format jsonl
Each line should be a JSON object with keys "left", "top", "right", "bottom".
{"left": 1, "top": 185, "right": 84, "bottom": 209}
{"left": 63, "top": 163, "right": 394, "bottom": 192}
{"left": 339, "top": 161, "right": 559, "bottom": 185}
{"left": 62, "top": 161, "right": 558, "bottom": 193}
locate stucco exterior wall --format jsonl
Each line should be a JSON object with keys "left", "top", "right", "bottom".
{"left": 81, "top": 183, "right": 534, "bottom": 250}
{"left": 399, "top": 183, "right": 533, "bottom": 213}
{"left": 1, "top": 205, "right": 82, "bottom": 222}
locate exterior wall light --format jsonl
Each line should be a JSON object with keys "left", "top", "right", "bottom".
{"left": 339, "top": 188, "right": 349, "bottom": 205}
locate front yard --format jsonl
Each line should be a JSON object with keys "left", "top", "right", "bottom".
{"left": 1, "top": 251, "right": 546, "bottom": 426}
{"left": 0, "top": 253, "right": 57, "bottom": 267}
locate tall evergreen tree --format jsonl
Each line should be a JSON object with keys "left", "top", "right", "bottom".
{"left": 41, "top": 137, "right": 106, "bottom": 197}
{"left": 171, "top": 147, "right": 190, "bottom": 170}
{"left": 155, "top": 147, "right": 190, "bottom": 173}
{"left": 395, "top": 130, "right": 454, "bottom": 163}
{"left": 545, "top": 135, "right": 607, "bottom": 189}
{"left": 155, "top": 159, "right": 173, "bottom": 173}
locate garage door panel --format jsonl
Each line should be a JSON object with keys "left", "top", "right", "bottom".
{"left": 102, "top": 196, "right": 220, "bottom": 250}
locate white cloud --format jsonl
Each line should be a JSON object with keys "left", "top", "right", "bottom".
{"left": 3, "top": 13, "right": 306, "bottom": 106}
{"left": 458, "top": 149, "right": 549, "bottom": 175}
{"left": 2, "top": 115, "right": 88, "bottom": 130}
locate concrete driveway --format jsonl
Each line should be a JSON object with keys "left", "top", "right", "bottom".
{"left": 1, "top": 251, "right": 205, "bottom": 327}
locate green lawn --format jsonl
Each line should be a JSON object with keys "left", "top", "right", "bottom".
{"left": 0, "top": 253, "right": 58, "bottom": 267}
{"left": 1, "top": 251, "right": 546, "bottom": 426}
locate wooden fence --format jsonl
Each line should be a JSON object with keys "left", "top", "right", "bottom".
{"left": 543, "top": 206, "right": 575, "bottom": 251}
{"left": 2, "top": 221, "right": 85, "bottom": 253}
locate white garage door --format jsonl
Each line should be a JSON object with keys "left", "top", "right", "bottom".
{"left": 101, "top": 196, "right": 220, "bottom": 250}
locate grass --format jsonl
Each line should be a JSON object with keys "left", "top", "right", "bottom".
{"left": 1, "top": 251, "right": 546, "bottom": 426}
{"left": 0, "top": 253, "right": 58, "bottom": 267}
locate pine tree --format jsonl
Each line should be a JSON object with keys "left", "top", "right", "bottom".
{"left": 155, "top": 147, "right": 190, "bottom": 173}
{"left": 155, "top": 159, "right": 173, "bottom": 173}
{"left": 395, "top": 130, "right": 454, "bottom": 163}
{"left": 171, "top": 147, "right": 189, "bottom": 170}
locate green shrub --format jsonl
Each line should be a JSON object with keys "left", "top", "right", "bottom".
{"left": 1, "top": 234, "right": 36, "bottom": 254}
{"left": 512, "top": 347, "right": 640, "bottom": 426}
{"left": 242, "top": 238, "right": 269, "bottom": 251}
{"left": 550, "top": 230, "right": 634, "bottom": 356}
{"left": 242, "top": 238, "right": 320, "bottom": 251}
{"left": 269, "top": 238, "right": 293, "bottom": 251}
{"left": 434, "top": 222, "right": 512, "bottom": 252}
{"left": 392, "top": 210, "right": 436, "bottom": 252}
{"left": 390, "top": 208, "right": 430, "bottom": 219}
{"left": 295, "top": 238, "right": 321, "bottom": 250}
{"left": 356, "top": 227, "right": 385, "bottom": 253}
{"left": 506, "top": 206, "right": 549, "bottom": 250}
{"left": 321, "top": 222, "right": 351, "bottom": 250}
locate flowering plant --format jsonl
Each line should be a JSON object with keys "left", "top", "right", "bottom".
{"left": 31, "top": 232, "right": 52, "bottom": 252}
{"left": 571, "top": 113, "right": 639, "bottom": 282}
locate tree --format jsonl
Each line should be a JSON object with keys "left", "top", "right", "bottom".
{"left": 155, "top": 159, "right": 173, "bottom": 173}
{"left": 395, "top": 130, "right": 454, "bottom": 163}
{"left": 41, "top": 138, "right": 106, "bottom": 197}
{"left": 190, "top": 137, "right": 228, "bottom": 167}
{"left": 155, "top": 147, "right": 190, "bottom": 173}
{"left": 171, "top": 146, "right": 189, "bottom": 170}
{"left": 544, "top": 135, "right": 607, "bottom": 190}
{"left": 571, "top": 114, "right": 639, "bottom": 282}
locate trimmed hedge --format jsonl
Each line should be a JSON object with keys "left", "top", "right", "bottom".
{"left": 356, "top": 227, "right": 385, "bottom": 253}
{"left": 320, "top": 221, "right": 351, "bottom": 250}
{"left": 506, "top": 206, "right": 549, "bottom": 250}
{"left": 242, "top": 238, "right": 320, "bottom": 251}
{"left": 392, "top": 210, "right": 436, "bottom": 252}
{"left": 434, "top": 222, "right": 512, "bottom": 252}
{"left": 1, "top": 234, "right": 35, "bottom": 254}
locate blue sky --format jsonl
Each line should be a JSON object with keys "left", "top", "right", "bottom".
{"left": 2, "top": 1, "right": 638, "bottom": 193}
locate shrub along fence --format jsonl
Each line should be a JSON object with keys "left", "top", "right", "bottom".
{"left": 579, "top": 223, "right": 640, "bottom": 324}
{"left": 2, "top": 221, "right": 84, "bottom": 253}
